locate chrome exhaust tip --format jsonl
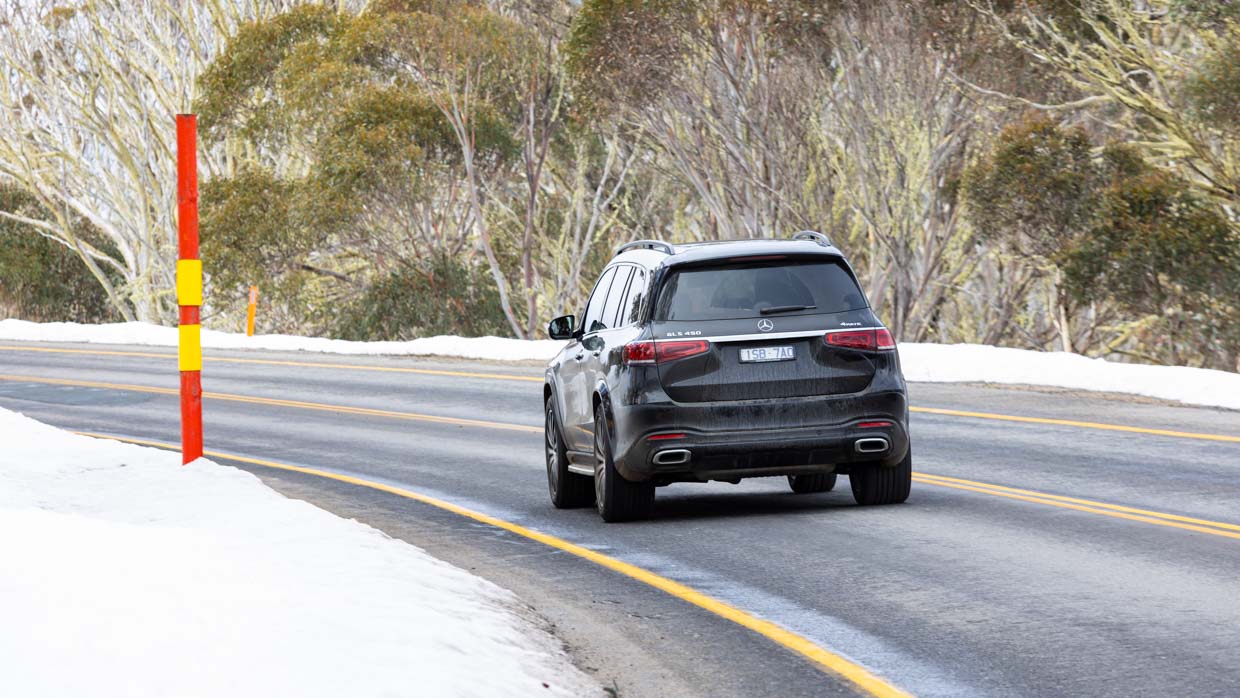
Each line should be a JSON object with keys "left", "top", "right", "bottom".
{"left": 854, "top": 437, "right": 890, "bottom": 454}
{"left": 653, "top": 449, "right": 692, "bottom": 466}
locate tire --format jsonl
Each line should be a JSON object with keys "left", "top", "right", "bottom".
{"left": 787, "top": 472, "right": 837, "bottom": 494}
{"left": 593, "top": 404, "right": 655, "bottom": 522}
{"left": 546, "top": 399, "right": 593, "bottom": 508}
{"left": 849, "top": 447, "right": 912, "bottom": 506}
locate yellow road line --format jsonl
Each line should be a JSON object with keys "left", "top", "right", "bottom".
{"left": 3, "top": 344, "right": 1237, "bottom": 442}
{"left": 0, "top": 374, "right": 540, "bottom": 434}
{"left": 2, "top": 371, "right": 1240, "bottom": 540}
{"left": 0, "top": 345, "right": 544, "bottom": 383}
{"left": 75, "top": 430, "right": 911, "bottom": 698}
{"left": 0, "top": 345, "right": 175, "bottom": 360}
{"left": 4, "top": 374, "right": 1240, "bottom": 541}
{"left": 909, "top": 406, "right": 1240, "bottom": 444}
{"left": 911, "top": 475, "right": 1240, "bottom": 541}
{"left": 913, "top": 473, "right": 1240, "bottom": 534}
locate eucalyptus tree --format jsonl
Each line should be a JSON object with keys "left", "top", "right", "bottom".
{"left": 0, "top": 0, "right": 308, "bottom": 322}
{"left": 565, "top": 0, "right": 833, "bottom": 242}
{"left": 984, "top": 0, "right": 1240, "bottom": 223}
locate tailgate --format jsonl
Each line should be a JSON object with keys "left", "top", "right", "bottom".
{"left": 655, "top": 324, "right": 877, "bottom": 402}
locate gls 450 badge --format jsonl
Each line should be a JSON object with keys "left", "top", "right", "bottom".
{"left": 665, "top": 330, "right": 703, "bottom": 337}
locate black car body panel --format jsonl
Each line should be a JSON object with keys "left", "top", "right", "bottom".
{"left": 653, "top": 311, "right": 881, "bottom": 402}
{"left": 545, "top": 238, "right": 910, "bottom": 486}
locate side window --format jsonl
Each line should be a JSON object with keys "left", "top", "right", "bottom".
{"left": 603, "top": 266, "right": 634, "bottom": 330}
{"left": 581, "top": 267, "right": 617, "bottom": 334}
{"left": 622, "top": 267, "right": 648, "bottom": 326}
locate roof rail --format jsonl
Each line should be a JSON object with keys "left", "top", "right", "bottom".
{"left": 615, "top": 239, "right": 675, "bottom": 256}
{"left": 793, "top": 230, "right": 833, "bottom": 247}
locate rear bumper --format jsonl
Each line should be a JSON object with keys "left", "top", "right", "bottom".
{"left": 610, "top": 389, "right": 909, "bottom": 482}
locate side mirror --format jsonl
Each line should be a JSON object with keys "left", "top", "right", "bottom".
{"left": 548, "top": 314, "right": 577, "bottom": 340}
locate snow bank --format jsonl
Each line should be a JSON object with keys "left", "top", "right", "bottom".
{"left": 2, "top": 319, "right": 1237, "bottom": 410}
{"left": 0, "top": 407, "right": 598, "bottom": 698}
{"left": 0, "top": 319, "right": 564, "bottom": 362}
{"left": 897, "top": 342, "right": 1240, "bottom": 410}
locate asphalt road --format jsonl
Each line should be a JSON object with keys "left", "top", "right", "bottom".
{"left": 2, "top": 340, "right": 1239, "bottom": 697}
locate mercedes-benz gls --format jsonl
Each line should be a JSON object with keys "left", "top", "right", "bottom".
{"left": 543, "top": 232, "right": 911, "bottom": 522}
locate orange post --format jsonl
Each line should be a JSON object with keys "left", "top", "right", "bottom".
{"left": 246, "top": 285, "right": 258, "bottom": 336}
{"left": 176, "top": 114, "right": 203, "bottom": 464}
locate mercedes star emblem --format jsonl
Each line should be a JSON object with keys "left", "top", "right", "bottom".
{"left": 757, "top": 319, "right": 774, "bottom": 332}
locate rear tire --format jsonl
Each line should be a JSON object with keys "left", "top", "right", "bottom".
{"left": 787, "top": 473, "right": 837, "bottom": 494}
{"left": 594, "top": 405, "right": 654, "bottom": 522}
{"left": 546, "top": 400, "right": 593, "bottom": 508}
{"left": 849, "top": 448, "right": 912, "bottom": 505}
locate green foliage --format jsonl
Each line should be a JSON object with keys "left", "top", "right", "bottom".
{"left": 1171, "top": 0, "right": 1240, "bottom": 27}
{"left": 962, "top": 114, "right": 1096, "bottom": 262}
{"left": 196, "top": 5, "right": 345, "bottom": 144}
{"left": 312, "top": 86, "right": 454, "bottom": 200}
{"left": 199, "top": 167, "right": 337, "bottom": 314}
{"left": 333, "top": 254, "right": 509, "bottom": 340}
{"left": 351, "top": 2, "right": 537, "bottom": 112}
{"left": 1065, "top": 147, "right": 1240, "bottom": 314}
{"left": 312, "top": 84, "right": 514, "bottom": 202}
{"left": 563, "top": 0, "right": 694, "bottom": 118}
{"left": 922, "top": 0, "right": 1084, "bottom": 103}
{"left": 1065, "top": 147, "right": 1240, "bottom": 367}
{"left": 1183, "top": 32, "right": 1240, "bottom": 134}
{"left": 967, "top": 115, "right": 1240, "bottom": 367}
{"left": 195, "top": 0, "right": 536, "bottom": 337}
{"left": 0, "top": 186, "right": 118, "bottom": 322}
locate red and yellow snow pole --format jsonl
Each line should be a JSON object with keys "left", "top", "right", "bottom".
{"left": 176, "top": 114, "right": 203, "bottom": 464}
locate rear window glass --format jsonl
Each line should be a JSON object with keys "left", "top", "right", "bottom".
{"left": 654, "top": 260, "right": 867, "bottom": 321}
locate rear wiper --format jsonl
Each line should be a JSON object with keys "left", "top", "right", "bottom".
{"left": 760, "top": 304, "right": 816, "bottom": 315}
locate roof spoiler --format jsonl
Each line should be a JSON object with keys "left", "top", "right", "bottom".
{"left": 615, "top": 239, "right": 674, "bottom": 256}
{"left": 793, "top": 230, "right": 833, "bottom": 247}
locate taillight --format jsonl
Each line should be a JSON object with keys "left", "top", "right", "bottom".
{"left": 876, "top": 328, "right": 895, "bottom": 350}
{"left": 624, "top": 340, "right": 711, "bottom": 365}
{"left": 623, "top": 341, "right": 656, "bottom": 364}
{"left": 657, "top": 340, "right": 710, "bottom": 362}
{"left": 825, "top": 328, "right": 896, "bottom": 352}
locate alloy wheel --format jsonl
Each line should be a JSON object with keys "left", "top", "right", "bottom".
{"left": 545, "top": 407, "right": 560, "bottom": 495}
{"left": 594, "top": 421, "right": 606, "bottom": 508}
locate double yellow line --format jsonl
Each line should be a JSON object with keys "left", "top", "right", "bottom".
{"left": 0, "top": 345, "right": 544, "bottom": 383}
{"left": 912, "top": 473, "right": 1240, "bottom": 540}
{"left": 4, "top": 344, "right": 1237, "bottom": 443}
{"left": 910, "top": 406, "right": 1240, "bottom": 444}
{"left": 0, "top": 374, "right": 541, "bottom": 434}
{"left": 3, "top": 371, "right": 1237, "bottom": 542}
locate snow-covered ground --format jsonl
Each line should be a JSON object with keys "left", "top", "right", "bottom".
{"left": 0, "top": 319, "right": 562, "bottom": 361}
{"left": 0, "top": 407, "right": 598, "bottom": 698}
{"left": 897, "top": 342, "right": 1240, "bottom": 411}
{"left": 2, "top": 318, "right": 1237, "bottom": 410}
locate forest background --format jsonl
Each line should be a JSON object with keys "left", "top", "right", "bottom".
{"left": 2, "top": 0, "right": 1238, "bottom": 371}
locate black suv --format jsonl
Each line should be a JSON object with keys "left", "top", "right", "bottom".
{"left": 544, "top": 232, "right": 911, "bottom": 521}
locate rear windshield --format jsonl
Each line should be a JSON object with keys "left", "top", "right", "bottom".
{"left": 654, "top": 260, "right": 867, "bottom": 321}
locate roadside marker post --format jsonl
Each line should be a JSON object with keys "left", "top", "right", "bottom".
{"left": 246, "top": 285, "right": 258, "bottom": 336}
{"left": 175, "top": 114, "right": 203, "bottom": 464}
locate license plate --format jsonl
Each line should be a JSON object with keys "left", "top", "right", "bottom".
{"left": 739, "top": 346, "right": 795, "bottom": 363}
